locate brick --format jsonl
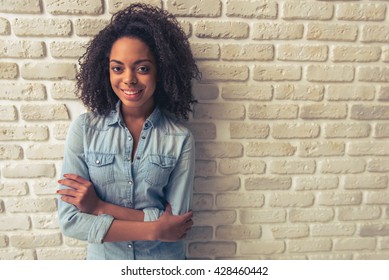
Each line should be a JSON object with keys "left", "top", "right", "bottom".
{"left": 240, "top": 209, "right": 286, "bottom": 224}
{"left": 318, "top": 192, "right": 362, "bottom": 206}
{"left": 26, "top": 144, "right": 64, "bottom": 160}
{"left": 288, "top": 239, "right": 332, "bottom": 253}
{"left": 193, "top": 103, "right": 245, "bottom": 120}
{"left": 51, "top": 82, "right": 77, "bottom": 100}
{"left": 253, "top": 65, "right": 301, "bottom": 81}
{"left": 248, "top": 104, "right": 298, "bottom": 119}
{"left": 320, "top": 159, "right": 366, "bottom": 174}
{"left": 383, "top": 47, "right": 389, "bottom": 63}
{"left": 272, "top": 123, "right": 320, "bottom": 139}
{"left": 195, "top": 160, "right": 216, "bottom": 177}
{"left": 31, "top": 214, "right": 59, "bottom": 229}
{"left": 348, "top": 141, "right": 389, "bottom": 156}
{"left": 0, "top": 235, "right": 7, "bottom": 247}
{"left": 216, "top": 193, "right": 264, "bottom": 208}
{"left": 300, "top": 104, "right": 347, "bottom": 119}
{"left": 0, "top": 249, "right": 36, "bottom": 260}
{"left": 351, "top": 105, "right": 389, "bottom": 120}
{"left": 191, "top": 43, "right": 220, "bottom": 60}
{"left": 298, "top": 141, "right": 345, "bottom": 157}
{"left": 343, "top": 175, "right": 388, "bottom": 189}
{"left": 334, "top": 238, "right": 376, "bottom": 251}
{"left": 14, "top": 18, "right": 71, "bottom": 37}
{"left": 270, "top": 160, "right": 316, "bottom": 175}
{"left": 226, "top": 0, "right": 277, "bottom": 19}
{"left": 360, "top": 223, "right": 389, "bottom": 237}
{"left": 192, "top": 194, "right": 213, "bottom": 210}
{"left": 307, "top": 65, "right": 354, "bottom": 82}
{"left": 186, "top": 123, "right": 216, "bottom": 140}
{"left": 295, "top": 176, "right": 338, "bottom": 191}
{"left": 368, "top": 159, "right": 389, "bottom": 172}
{"left": 219, "top": 158, "right": 266, "bottom": 175}
{"left": 245, "top": 176, "right": 292, "bottom": 191}
{"left": 366, "top": 192, "right": 389, "bottom": 205}
{"left": 0, "top": 83, "right": 46, "bottom": 100}
{"left": 375, "top": 123, "right": 389, "bottom": 138}
{"left": 0, "top": 105, "right": 17, "bottom": 121}
{"left": 53, "top": 123, "right": 70, "bottom": 140}
{"left": 178, "top": 20, "right": 191, "bottom": 37}
{"left": 307, "top": 23, "right": 357, "bottom": 42}
{"left": 188, "top": 242, "right": 236, "bottom": 258}
{"left": 193, "top": 210, "right": 236, "bottom": 226}
{"left": 269, "top": 193, "right": 314, "bottom": 207}
{"left": 0, "top": 62, "right": 18, "bottom": 79}
{"left": 75, "top": 19, "right": 109, "bottom": 36}
{"left": 230, "top": 123, "right": 269, "bottom": 139}
{"left": 10, "top": 233, "right": 61, "bottom": 249}
{"left": 275, "top": 84, "right": 324, "bottom": 101}
{"left": 187, "top": 226, "right": 213, "bottom": 240}
{"left": 278, "top": 44, "right": 328, "bottom": 62}
{"left": 222, "top": 44, "right": 273, "bottom": 61}
{"left": 282, "top": 1, "right": 333, "bottom": 20}
{"left": 198, "top": 63, "right": 249, "bottom": 81}
{"left": 324, "top": 123, "right": 371, "bottom": 139}
{"left": 194, "top": 21, "right": 249, "bottom": 39}
{"left": 337, "top": 3, "right": 386, "bottom": 21}
{"left": 167, "top": 0, "right": 221, "bottom": 17}
{"left": 216, "top": 225, "right": 261, "bottom": 240}
{"left": 378, "top": 86, "right": 389, "bottom": 101}
{"left": 272, "top": 225, "right": 309, "bottom": 239}
{"left": 46, "top": 0, "right": 103, "bottom": 15}
{"left": 289, "top": 208, "right": 334, "bottom": 223}
{"left": 362, "top": 24, "right": 389, "bottom": 43}
{"left": 192, "top": 84, "right": 218, "bottom": 100}
{"left": 332, "top": 46, "right": 381, "bottom": 62}
{"left": 108, "top": 0, "right": 162, "bottom": 14}
{"left": 0, "top": 18, "right": 10, "bottom": 35}
{"left": 311, "top": 224, "right": 356, "bottom": 237}
{"left": 194, "top": 176, "right": 240, "bottom": 192}
{"left": 0, "top": 144, "right": 23, "bottom": 160}
{"left": 20, "top": 104, "right": 69, "bottom": 121}
{"left": 327, "top": 85, "right": 375, "bottom": 101}
{"left": 0, "top": 216, "right": 30, "bottom": 231}
{"left": 50, "top": 41, "right": 87, "bottom": 58}
{"left": 0, "top": 125, "right": 48, "bottom": 141}
{"left": 0, "top": 0, "right": 41, "bottom": 13}
{"left": 0, "top": 40, "right": 45, "bottom": 58}
{"left": 246, "top": 142, "right": 296, "bottom": 157}
{"left": 21, "top": 63, "right": 77, "bottom": 80}
{"left": 338, "top": 206, "right": 381, "bottom": 221}
{"left": 240, "top": 241, "right": 285, "bottom": 255}
{"left": 195, "top": 142, "right": 243, "bottom": 159}
{"left": 5, "top": 198, "right": 57, "bottom": 213}
{"left": 358, "top": 67, "right": 389, "bottom": 82}
{"left": 222, "top": 84, "right": 272, "bottom": 101}
{"left": 309, "top": 253, "right": 353, "bottom": 260}
{"left": 36, "top": 248, "right": 86, "bottom": 260}
{"left": 253, "top": 23, "right": 304, "bottom": 40}
{"left": 32, "top": 180, "right": 59, "bottom": 195}
{"left": 2, "top": 164, "right": 56, "bottom": 178}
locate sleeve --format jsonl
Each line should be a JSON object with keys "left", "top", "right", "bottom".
{"left": 57, "top": 114, "right": 114, "bottom": 243}
{"left": 165, "top": 131, "right": 195, "bottom": 215}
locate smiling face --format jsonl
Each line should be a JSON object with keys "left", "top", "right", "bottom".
{"left": 109, "top": 36, "right": 157, "bottom": 118}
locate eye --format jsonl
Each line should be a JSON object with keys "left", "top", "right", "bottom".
{"left": 137, "top": 65, "right": 150, "bottom": 73}
{"left": 111, "top": 66, "right": 122, "bottom": 73}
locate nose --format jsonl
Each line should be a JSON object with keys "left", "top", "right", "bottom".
{"left": 123, "top": 70, "right": 137, "bottom": 85}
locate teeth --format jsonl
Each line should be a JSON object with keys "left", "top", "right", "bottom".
{"left": 123, "top": 90, "right": 141, "bottom": 95}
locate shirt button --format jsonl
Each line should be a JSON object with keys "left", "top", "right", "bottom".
{"left": 128, "top": 244, "right": 132, "bottom": 248}
{"left": 95, "top": 160, "right": 100, "bottom": 164}
{"left": 128, "top": 181, "right": 133, "bottom": 186}
{"left": 128, "top": 136, "right": 132, "bottom": 141}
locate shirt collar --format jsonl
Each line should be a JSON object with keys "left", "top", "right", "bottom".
{"left": 107, "top": 101, "right": 161, "bottom": 129}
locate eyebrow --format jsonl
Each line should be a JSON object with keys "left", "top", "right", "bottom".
{"left": 109, "top": 59, "right": 153, "bottom": 65}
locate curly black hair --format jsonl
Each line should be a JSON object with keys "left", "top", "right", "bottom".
{"left": 76, "top": 3, "right": 201, "bottom": 120}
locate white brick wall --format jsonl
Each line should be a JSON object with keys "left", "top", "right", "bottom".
{"left": 1, "top": 0, "right": 389, "bottom": 260}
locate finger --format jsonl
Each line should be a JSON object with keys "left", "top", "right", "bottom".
{"left": 63, "top": 174, "right": 90, "bottom": 185}
{"left": 60, "top": 195, "right": 77, "bottom": 205}
{"left": 58, "top": 179, "right": 83, "bottom": 190}
{"left": 57, "top": 189, "right": 78, "bottom": 197}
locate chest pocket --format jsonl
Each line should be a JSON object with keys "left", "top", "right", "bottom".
{"left": 85, "top": 152, "right": 115, "bottom": 188}
{"left": 145, "top": 154, "right": 176, "bottom": 187}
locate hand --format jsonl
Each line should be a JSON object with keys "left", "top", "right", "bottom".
{"left": 57, "top": 174, "right": 104, "bottom": 215}
{"left": 154, "top": 204, "right": 193, "bottom": 242}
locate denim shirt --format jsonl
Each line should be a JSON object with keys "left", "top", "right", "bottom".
{"left": 57, "top": 103, "right": 195, "bottom": 260}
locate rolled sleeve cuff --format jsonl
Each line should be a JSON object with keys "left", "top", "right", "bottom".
{"left": 88, "top": 214, "right": 115, "bottom": 244}
{"left": 143, "top": 208, "right": 163, "bottom": 222}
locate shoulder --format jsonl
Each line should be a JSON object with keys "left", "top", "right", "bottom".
{"left": 158, "top": 112, "right": 193, "bottom": 137}
{"left": 71, "top": 111, "right": 114, "bottom": 131}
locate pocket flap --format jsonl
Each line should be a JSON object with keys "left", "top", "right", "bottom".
{"left": 149, "top": 154, "right": 176, "bottom": 168}
{"left": 86, "top": 152, "right": 115, "bottom": 167}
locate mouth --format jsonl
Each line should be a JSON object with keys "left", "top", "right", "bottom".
{"left": 121, "top": 89, "right": 143, "bottom": 96}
